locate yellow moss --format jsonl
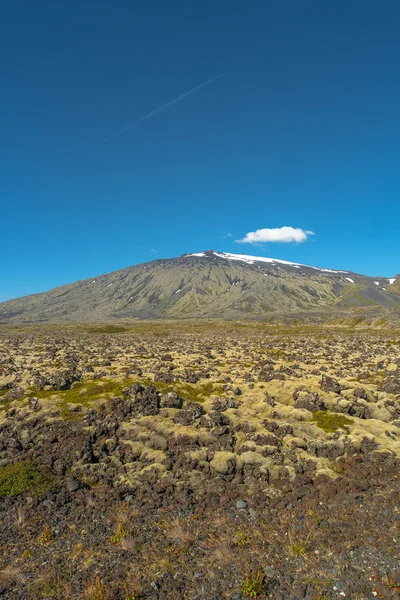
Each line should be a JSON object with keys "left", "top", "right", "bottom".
{"left": 120, "top": 440, "right": 145, "bottom": 455}
{"left": 348, "top": 431, "right": 375, "bottom": 451}
{"left": 286, "top": 436, "right": 308, "bottom": 449}
{"left": 314, "top": 467, "right": 338, "bottom": 479}
{"left": 140, "top": 463, "right": 166, "bottom": 475}
{"left": 140, "top": 448, "right": 166, "bottom": 464}
{"left": 237, "top": 451, "right": 270, "bottom": 478}
{"left": 209, "top": 451, "right": 236, "bottom": 474}
{"left": 187, "top": 449, "right": 208, "bottom": 462}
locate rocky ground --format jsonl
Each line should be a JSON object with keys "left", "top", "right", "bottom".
{"left": 0, "top": 322, "right": 400, "bottom": 600}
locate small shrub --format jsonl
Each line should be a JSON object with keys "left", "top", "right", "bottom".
{"left": 329, "top": 460, "right": 346, "bottom": 475}
{"left": 312, "top": 411, "right": 353, "bottom": 433}
{"left": 0, "top": 565, "right": 26, "bottom": 589}
{"left": 38, "top": 524, "right": 54, "bottom": 544}
{"left": 162, "top": 516, "right": 193, "bottom": 545}
{"left": 109, "top": 500, "right": 131, "bottom": 525}
{"left": 288, "top": 539, "right": 308, "bottom": 557}
{"left": 0, "top": 461, "right": 54, "bottom": 497}
{"left": 286, "top": 527, "right": 314, "bottom": 557}
{"left": 12, "top": 507, "right": 27, "bottom": 528}
{"left": 82, "top": 575, "right": 111, "bottom": 600}
{"left": 121, "top": 574, "right": 143, "bottom": 600}
{"left": 110, "top": 522, "right": 129, "bottom": 546}
{"left": 236, "top": 530, "right": 251, "bottom": 547}
{"left": 28, "top": 567, "right": 68, "bottom": 599}
{"left": 241, "top": 570, "right": 266, "bottom": 598}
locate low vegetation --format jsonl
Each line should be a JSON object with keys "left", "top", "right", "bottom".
{"left": 0, "top": 323, "right": 399, "bottom": 598}
{"left": 90, "top": 325, "right": 130, "bottom": 334}
{"left": 241, "top": 570, "right": 266, "bottom": 598}
{"left": 0, "top": 461, "right": 55, "bottom": 497}
{"left": 312, "top": 410, "right": 354, "bottom": 432}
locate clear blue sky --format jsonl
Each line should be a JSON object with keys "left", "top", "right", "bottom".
{"left": 1, "top": 0, "right": 399, "bottom": 300}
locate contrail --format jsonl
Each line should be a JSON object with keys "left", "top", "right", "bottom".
{"left": 103, "top": 70, "right": 230, "bottom": 142}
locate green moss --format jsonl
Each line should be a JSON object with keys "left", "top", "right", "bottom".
{"left": 32, "top": 377, "right": 139, "bottom": 420}
{"left": 312, "top": 411, "right": 353, "bottom": 433}
{"left": 0, "top": 390, "right": 12, "bottom": 412}
{"left": 0, "top": 461, "right": 55, "bottom": 497}
{"left": 27, "top": 368, "right": 230, "bottom": 420}
{"left": 34, "top": 378, "right": 134, "bottom": 402}
{"left": 30, "top": 374, "right": 224, "bottom": 419}
{"left": 152, "top": 380, "right": 224, "bottom": 402}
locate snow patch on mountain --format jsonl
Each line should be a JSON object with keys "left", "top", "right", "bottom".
{"left": 189, "top": 251, "right": 347, "bottom": 273}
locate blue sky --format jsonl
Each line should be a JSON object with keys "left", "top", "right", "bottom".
{"left": 1, "top": 0, "right": 399, "bottom": 300}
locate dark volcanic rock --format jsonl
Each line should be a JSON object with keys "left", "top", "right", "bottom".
{"left": 123, "top": 384, "right": 161, "bottom": 416}
{"left": 160, "top": 391, "right": 184, "bottom": 409}
{"left": 320, "top": 374, "right": 342, "bottom": 394}
{"left": 4, "top": 386, "right": 25, "bottom": 400}
{"left": 173, "top": 402, "right": 205, "bottom": 425}
{"left": 293, "top": 389, "right": 325, "bottom": 411}
{"left": 258, "top": 365, "right": 275, "bottom": 382}
{"left": 380, "top": 373, "right": 400, "bottom": 395}
{"left": 49, "top": 369, "right": 81, "bottom": 390}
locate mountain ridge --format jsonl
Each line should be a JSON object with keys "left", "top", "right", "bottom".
{"left": 1, "top": 250, "right": 399, "bottom": 323}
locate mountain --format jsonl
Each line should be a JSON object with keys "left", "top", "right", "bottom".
{"left": 1, "top": 250, "right": 399, "bottom": 323}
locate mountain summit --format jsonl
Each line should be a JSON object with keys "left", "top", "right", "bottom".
{"left": 1, "top": 251, "right": 399, "bottom": 322}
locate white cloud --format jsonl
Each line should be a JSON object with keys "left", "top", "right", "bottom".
{"left": 223, "top": 232, "right": 233, "bottom": 238}
{"left": 150, "top": 248, "right": 158, "bottom": 255}
{"left": 236, "top": 226, "right": 315, "bottom": 245}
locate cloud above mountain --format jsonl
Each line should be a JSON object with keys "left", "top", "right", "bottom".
{"left": 236, "top": 226, "right": 314, "bottom": 245}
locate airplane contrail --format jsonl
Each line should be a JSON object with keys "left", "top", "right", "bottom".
{"left": 103, "top": 70, "right": 230, "bottom": 142}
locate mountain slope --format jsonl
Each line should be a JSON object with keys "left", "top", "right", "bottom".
{"left": 1, "top": 250, "right": 399, "bottom": 322}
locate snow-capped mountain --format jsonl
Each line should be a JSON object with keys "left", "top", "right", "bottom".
{"left": 0, "top": 250, "right": 398, "bottom": 322}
